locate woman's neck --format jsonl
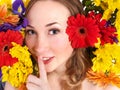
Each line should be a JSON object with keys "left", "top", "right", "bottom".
{"left": 48, "top": 60, "right": 67, "bottom": 75}
{"left": 47, "top": 72, "right": 63, "bottom": 90}
{"left": 47, "top": 61, "right": 67, "bottom": 90}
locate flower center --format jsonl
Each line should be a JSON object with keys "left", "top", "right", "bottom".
{"left": 112, "top": 59, "right": 116, "bottom": 64}
{"left": 79, "top": 27, "right": 86, "bottom": 34}
{"left": 3, "top": 45, "right": 9, "bottom": 52}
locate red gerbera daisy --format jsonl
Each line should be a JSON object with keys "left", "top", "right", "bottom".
{"left": 66, "top": 14, "right": 100, "bottom": 48}
{"left": 99, "top": 20, "right": 117, "bottom": 45}
{"left": 88, "top": 11, "right": 102, "bottom": 22}
{"left": 88, "top": 11, "right": 118, "bottom": 45}
{"left": 0, "top": 30, "right": 23, "bottom": 67}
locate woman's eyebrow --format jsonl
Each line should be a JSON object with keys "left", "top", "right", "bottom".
{"left": 27, "top": 25, "right": 35, "bottom": 28}
{"left": 45, "top": 22, "right": 58, "bottom": 27}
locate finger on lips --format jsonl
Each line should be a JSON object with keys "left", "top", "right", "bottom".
{"left": 38, "top": 59, "right": 47, "bottom": 81}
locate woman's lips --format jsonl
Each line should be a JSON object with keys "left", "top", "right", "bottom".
{"left": 42, "top": 57, "right": 54, "bottom": 64}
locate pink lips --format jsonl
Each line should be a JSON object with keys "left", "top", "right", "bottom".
{"left": 43, "top": 57, "right": 54, "bottom": 64}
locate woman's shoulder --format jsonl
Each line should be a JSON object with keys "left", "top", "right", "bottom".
{"left": 81, "top": 79, "right": 120, "bottom": 90}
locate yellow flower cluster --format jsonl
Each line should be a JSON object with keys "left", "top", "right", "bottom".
{"left": 1, "top": 43, "right": 33, "bottom": 87}
{"left": 92, "top": 43, "right": 120, "bottom": 75}
{"left": 93, "top": 0, "right": 120, "bottom": 41}
{"left": 22, "top": 0, "right": 30, "bottom": 7}
{"left": 0, "top": 0, "right": 12, "bottom": 8}
{"left": 0, "top": 0, "right": 30, "bottom": 8}
{"left": 85, "top": 0, "right": 120, "bottom": 87}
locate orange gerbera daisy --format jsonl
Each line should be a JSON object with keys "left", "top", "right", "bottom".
{"left": 87, "top": 69, "right": 120, "bottom": 88}
{"left": 0, "top": 4, "right": 19, "bottom": 25}
{"left": 19, "top": 83, "right": 27, "bottom": 90}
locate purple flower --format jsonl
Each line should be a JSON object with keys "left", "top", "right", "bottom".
{"left": 12, "top": 0, "right": 25, "bottom": 16}
{"left": 15, "top": 17, "right": 28, "bottom": 30}
{"left": 0, "top": 23, "right": 25, "bottom": 31}
{"left": 0, "top": 23, "right": 16, "bottom": 31}
{"left": 12, "top": 0, "right": 28, "bottom": 29}
{"left": 22, "top": 18, "right": 28, "bottom": 28}
{"left": 112, "top": 36, "right": 119, "bottom": 43}
{"left": 0, "top": 69, "right": 2, "bottom": 78}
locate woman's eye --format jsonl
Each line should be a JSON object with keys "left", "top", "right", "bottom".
{"left": 25, "top": 29, "right": 36, "bottom": 35}
{"left": 49, "top": 29, "right": 60, "bottom": 35}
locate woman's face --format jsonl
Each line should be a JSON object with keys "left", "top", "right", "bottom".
{"left": 25, "top": 1, "right": 73, "bottom": 72}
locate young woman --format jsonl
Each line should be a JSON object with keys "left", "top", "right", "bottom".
{"left": 5, "top": 0, "right": 120, "bottom": 90}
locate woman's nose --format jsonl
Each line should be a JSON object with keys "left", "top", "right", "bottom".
{"left": 33, "top": 37, "right": 49, "bottom": 53}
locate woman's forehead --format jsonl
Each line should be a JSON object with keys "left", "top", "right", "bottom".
{"left": 29, "top": 1, "right": 70, "bottom": 14}
{"left": 26, "top": 1, "right": 70, "bottom": 26}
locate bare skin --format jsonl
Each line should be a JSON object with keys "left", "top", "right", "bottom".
{"left": 4, "top": 1, "right": 120, "bottom": 90}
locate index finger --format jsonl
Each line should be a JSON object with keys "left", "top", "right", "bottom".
{"left": 38, "top": 59, "right": 47, "bottom": 81}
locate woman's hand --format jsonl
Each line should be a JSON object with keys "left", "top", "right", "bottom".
{"left": 26, "top": 59, "right": 51, "bottom": 90}
{"left": 4, "top": 82, "right": 16, "bottom": 90}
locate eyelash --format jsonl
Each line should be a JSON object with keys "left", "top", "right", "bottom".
{"left": 25, "top": 28, "right": 60, "bottom": 36}
{"left": 25, "top": 29, "right": 36, "bottom": 35}
{"left": 49, "top": 28, "right": 60, "bottom": 35}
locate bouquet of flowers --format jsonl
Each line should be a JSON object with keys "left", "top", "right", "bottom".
{"left": 0, "top": 0, "right": 120, "bottom": 89}
{"left": 64, "top": 0, "right": 120, "bottom": 88}
{"left": 81, "top": 0, "right": 120, "bottom": 88}
{"left": 0, "top": 0, "right": 33, "bottom": 89}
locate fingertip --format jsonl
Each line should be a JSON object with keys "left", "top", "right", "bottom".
{"left": 38, "top": 59, "right": 44, "bottom": 71}
{"left": 37, "top": 59, "right": 47, "bottom": 80}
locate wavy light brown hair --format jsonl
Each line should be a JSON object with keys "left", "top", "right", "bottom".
{"left": 25, "top": 0, "right": 92, "bottom": 90}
